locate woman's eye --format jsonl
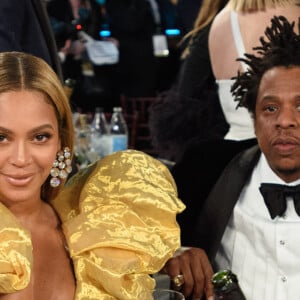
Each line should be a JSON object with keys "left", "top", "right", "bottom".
{"left": 35, "top": 133, "right": 51, "bottom": 142}
{"left": 0, "top": 135, "right": 7, "bottom": 142}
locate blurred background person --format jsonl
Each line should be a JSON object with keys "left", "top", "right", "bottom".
{"left": 47, "top": 0, "right": 121, "bottom": 112}
{"left": 176, "top": 0, "right": 203, "bottom": 35}
{"left": 0, "top": 0, "right": 62, "bottom": 79}
{"left": 105, "top": 0, "right": 182, "bottom": 98}
{"left": 149, "top": 0, "right": 229, "bottom": 163}
{"left": 209, "top": 0, "right": 300, "bottom": 142}
{"left": 105, "top": 0, "right": 159, "bottom": 98}
{"left": 47, "top": 0, "right": 89, "bottom": 81}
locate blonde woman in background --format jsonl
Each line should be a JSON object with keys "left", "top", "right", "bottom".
{"left": 149, "top": 0, "right": 229, "bottom": 163}
{"left": 209, "top": 0, "right": 300, "bottom": 141}
{"left": 180, "top": 0, "right": 229, "bottom": 59}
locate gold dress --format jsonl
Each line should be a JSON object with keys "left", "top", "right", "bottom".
{"left": 0, "top": 150, "right": 185, "bottom": 299}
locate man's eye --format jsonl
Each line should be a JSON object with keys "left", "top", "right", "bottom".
{"left": 264, "top": 105, "right": 277, "bottom": 112}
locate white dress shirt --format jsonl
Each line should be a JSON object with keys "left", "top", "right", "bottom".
{"left": 215, "top": 153, "right": 300, "bottom": 300}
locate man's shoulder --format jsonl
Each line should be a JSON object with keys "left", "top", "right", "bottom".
{"left": 233, "top": 144, "right": 260, "bottom": 165}
{"left": 220, "top": 144, "right": 261, "bottom": 180}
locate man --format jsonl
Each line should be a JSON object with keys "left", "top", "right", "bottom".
{"left": 163, "top": 15, "right": 300, "bottom": 300}
{"left": 0, "top": 0, "right": 62, "bottom": 78}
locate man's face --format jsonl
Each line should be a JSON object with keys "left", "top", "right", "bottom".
{"left": 255, "top": 66, "right": 300, "bottom": 182}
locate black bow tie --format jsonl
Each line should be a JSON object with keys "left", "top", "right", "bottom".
{"left": 259, "top": 183, "right": 300, "bottom": 219}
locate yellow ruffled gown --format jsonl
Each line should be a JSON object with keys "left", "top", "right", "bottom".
{"left": 0, "top": 150, "right": 185, "bottom": 299}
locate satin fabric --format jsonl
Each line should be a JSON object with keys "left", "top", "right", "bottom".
{"left": 0, "top": 150, "right": 185, "bottom": 299}
{"left": 0, "top": 204, "right": 32, "bottom": 293}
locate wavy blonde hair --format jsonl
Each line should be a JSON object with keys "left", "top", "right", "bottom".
{"left": 181, "top": 0, "right": 228, "bottom": 58}
{"left": 229, "top": 0, "right": 300, "bottom": 11}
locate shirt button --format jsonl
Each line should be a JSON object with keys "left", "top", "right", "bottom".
{"left": 279, "top": 240, "right": 285, "bottom": 245}
{"left": 281, "top": 276, "right": 287, "bottom": 283}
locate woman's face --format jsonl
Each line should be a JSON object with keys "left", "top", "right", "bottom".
{"left": 0, "top": 90, "right": 60, "bottom": 205}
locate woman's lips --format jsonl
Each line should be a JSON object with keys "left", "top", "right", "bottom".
{"left": 4, "top": 174, "right": 34, "bottom": 186}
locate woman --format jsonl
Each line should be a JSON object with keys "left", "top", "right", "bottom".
{"left": 149, "top": 0, "right": 229, "bottom": 163}
{"left": 0, "top": 51, "right": 184, "bottom": 299}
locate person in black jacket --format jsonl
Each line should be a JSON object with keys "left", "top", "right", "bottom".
{"left": 105, "top": 0, "right": 158, "bottom": 97}
{"left": 162, "top": 15, "right": 300, "bottom": 300}
{"left": 0, "top": 0, "right": 62, "bottom": 79}
{"left": 149, "top": 0, "right": 229, "bottom": 163}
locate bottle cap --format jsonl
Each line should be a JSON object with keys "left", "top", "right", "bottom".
{"left": 95, "top": 107, "right": 104, "bottom": 113}
{"left": 113, "top": 107, "right": 122, "bottom": 112}
{"left": 64, "top": 78, "right": 76, "bottom": 88}
{"left": 211, "top": 269, "right": 238, "bottom": 291}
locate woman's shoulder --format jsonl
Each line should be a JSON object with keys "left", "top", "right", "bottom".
{"left": 51, "top": 150, "right": 185, "bottom": 298}
{"left": 52, "top": 150, "right": 184, "bottom": 221}
{"left": 208, "top": 6, "right": 234, "bottom": 55}
{"left": 210, "top": 5, "right": 231, "bottom": 30}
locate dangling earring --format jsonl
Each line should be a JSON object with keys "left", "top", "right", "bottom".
{"left": 50, "top": 147, "right": 72, "bottom": 188}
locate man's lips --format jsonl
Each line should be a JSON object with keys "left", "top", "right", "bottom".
{"left": 272, "top": 137, "right": 300, "bottom": 153}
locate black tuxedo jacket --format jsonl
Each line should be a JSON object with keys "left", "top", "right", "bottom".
{"left": 194, "top": 145, "right": 261, "bottom": 262}
{"left": 0, "top": 0, "right": 62, "bottom": 79}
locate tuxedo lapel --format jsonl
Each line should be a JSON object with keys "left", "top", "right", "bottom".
{"left": 194, "top": 145, "right": 261, "bottom": 261}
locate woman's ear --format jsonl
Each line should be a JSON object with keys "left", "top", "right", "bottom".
{"left": 57, "top": 139, "right": 62, "bottom": 152}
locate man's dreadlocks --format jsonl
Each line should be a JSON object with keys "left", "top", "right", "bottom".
{"left": 231, "top": 15, "right": 300, "bottom": 117}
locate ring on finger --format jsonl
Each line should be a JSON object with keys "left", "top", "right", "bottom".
{"left": 171, "top": 274, "right": 185, "bottom": 288}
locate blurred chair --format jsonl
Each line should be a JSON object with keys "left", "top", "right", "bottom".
{"left": 124, "top": 110, "right": 139, "bottom": 149}
{"left": 120, "top": 95, "right": 158, "bottom": 156}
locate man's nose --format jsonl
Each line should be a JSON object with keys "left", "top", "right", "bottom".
{"left": 276, "top": 107, "right": 298, "bottom": 128}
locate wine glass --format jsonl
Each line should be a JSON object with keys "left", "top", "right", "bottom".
{"left": 152, "top": 289, "right": 185, "bottom": 300}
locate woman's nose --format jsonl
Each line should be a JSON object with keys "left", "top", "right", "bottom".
{"left": 10, "top": 143, "right": 31, "bottom": 167}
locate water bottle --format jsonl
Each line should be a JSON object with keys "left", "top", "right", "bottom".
{"left": 212, "top": 269, "right": 246, "bottom": 300}
{"left": 92, "top": 107, "right": 109, "bottom": 135}
{"left": 90, "top": 107, "right": 109, "bottom": 159}
{"left": 110, "top": 106, "right": 128, "bottom": 152}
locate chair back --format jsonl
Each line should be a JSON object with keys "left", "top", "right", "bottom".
{"left": 120, "top": 95, "right": 158, "bottom": 156}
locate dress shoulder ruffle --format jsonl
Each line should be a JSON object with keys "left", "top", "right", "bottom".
{"left": 52, "top": 150, "right": 185, "bottom": 299}
{"left": 0, "top": 203, "right": 32, "bottom": 293}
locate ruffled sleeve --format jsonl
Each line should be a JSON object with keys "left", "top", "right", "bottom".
{"left": 52, "top": 150, "right": 185, "bottom": 300}
{"left": 0, "top": 203, "right": 32, "bottom": 293}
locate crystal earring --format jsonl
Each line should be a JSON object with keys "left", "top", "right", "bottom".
{"left": 50, "top": 147, "right": 72, "bottom": 188}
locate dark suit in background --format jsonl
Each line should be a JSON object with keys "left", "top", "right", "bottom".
{"left": 106, "top": 0, "right": 158, "bottom": 97}
{"left": 0, "top": 0, "right": 62, "bottom": 78}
